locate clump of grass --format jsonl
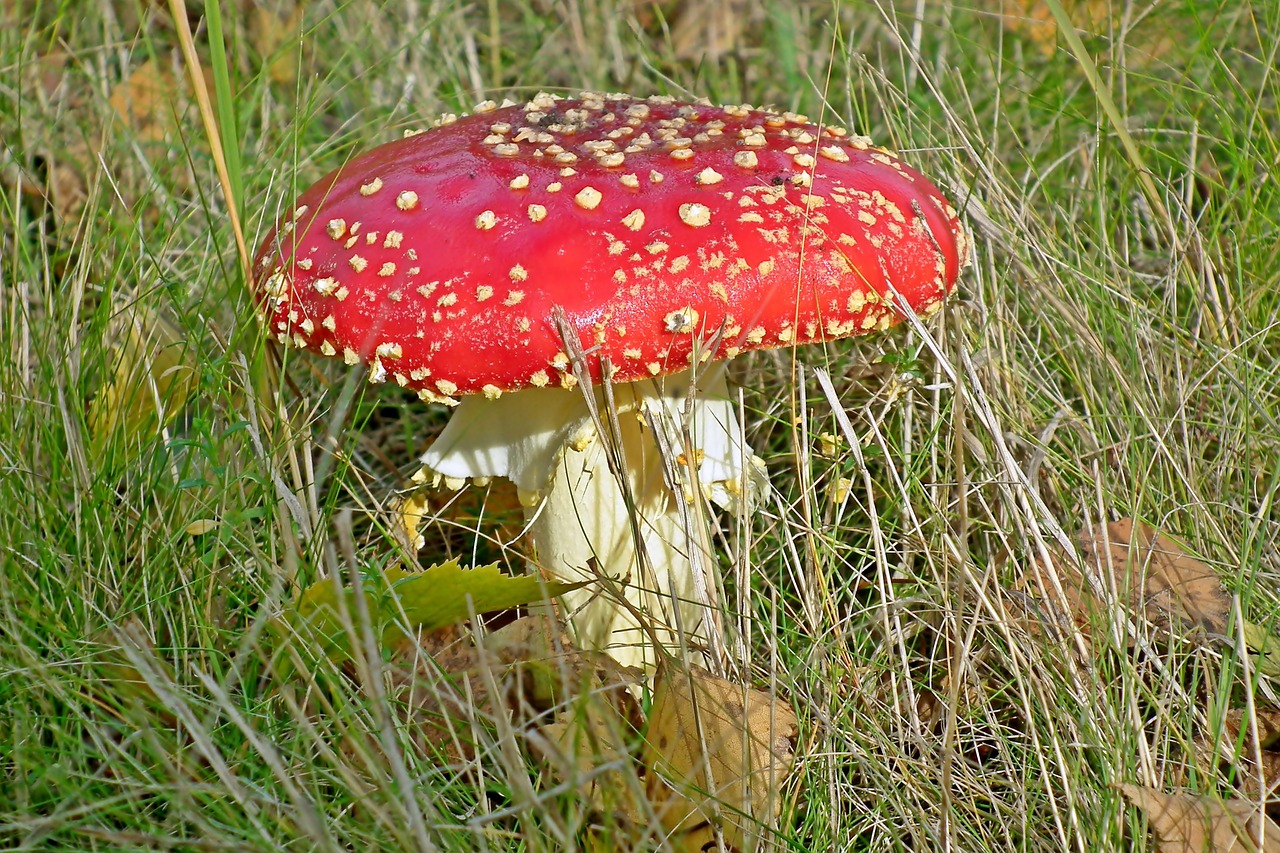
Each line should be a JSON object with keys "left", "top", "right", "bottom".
{"left": 2, "top": 0, "right": 1278, "bottom": 849}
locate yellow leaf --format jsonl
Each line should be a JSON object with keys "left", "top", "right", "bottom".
{"left": 108, "top": 57, "right": 209, "bottom": 145}
{"left": 184, "top": 518, "right": 218, "bottom": 536}
{"left": 88, "top": 304, "right": 196, "bottom": 450}
{"left": 1241, "top": 622, "right": 1280, "bottom": 678}
{"left": 249, "top": 4, "right": 305, "bottom": 86}
{"left": 538, "top": 704, "right": 644, "bottom": 821}
{"left": 384, "top": 561, "right": 585, "bottom": 643}
{"left": 1119, "top": 784, "right": 1280, "bottom": 852}
{"left": 389, "top": 491, "right": 429, "bottom": 553}
{"left": 997, "top": 0, "right": 1115, "bottom": 58}
{"left": 641, "top": 664, "right": 798, "bottom": 852}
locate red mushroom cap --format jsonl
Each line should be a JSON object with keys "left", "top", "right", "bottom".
{"left": 254, "top": 92, "right": 969, "bottom": 403}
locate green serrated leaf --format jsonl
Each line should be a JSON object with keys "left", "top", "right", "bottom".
{"left": 271, "top": 559, "right": 586, "bottom": 674}
{"left": 379, "top": 560, "right": 582, "bottom": 644}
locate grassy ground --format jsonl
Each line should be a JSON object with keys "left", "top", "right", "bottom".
{"left": 3, "top": 0, "right": 1279, "bottom": 849}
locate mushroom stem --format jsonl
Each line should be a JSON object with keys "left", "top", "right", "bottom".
{"left": 419, "top": 366, "right": 757, "bottom": 671}
{"left": 530, "top": 377, "right": 716, "bottom": 671}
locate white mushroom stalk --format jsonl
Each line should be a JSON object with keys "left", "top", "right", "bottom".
{"left": 419, "top": 364, "right": 762, "bottom": 671}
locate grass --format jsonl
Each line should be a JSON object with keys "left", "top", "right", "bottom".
{"left": 3, "top": 0, "right": 1279, "bottom": 849}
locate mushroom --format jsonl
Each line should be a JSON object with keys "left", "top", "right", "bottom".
{"left": 253, "top": 92, "right": 970, "bottom": 671}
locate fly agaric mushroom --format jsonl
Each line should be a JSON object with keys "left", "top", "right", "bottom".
{"left": 254, "top": 92, "right": 970, "bottom": 671}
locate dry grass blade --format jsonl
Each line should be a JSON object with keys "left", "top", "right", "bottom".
{"left": 166, "top": 0, "right": 249, "bottom": 282}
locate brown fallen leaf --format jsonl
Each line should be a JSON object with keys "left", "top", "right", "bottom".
{"left": 28, "top": 47, "right": 73, "bottom": 104}
{"left": 1119, "top": 783, "right": 1280, "bottom": 852}
{"left": 0, "top": 50, "right": 94, "bottom": 226}
{"left": 380, "top": 616, "right": 641, "bottom": 767}
{"left": 988, "top": 0, "right": 1179, "bottom": 67}
{"left": 998, "top": 0, "right": 1160, "bottom": 61}
{"left": 97, "top": 52, "right": 214, "bottom": 232}
{"left": 1024, "top": 518, "right": 1280, "bottom": 670}
{"left": 1195, "top": 708, "right": 1280, "bottom": 805}
{"left": 534, "top": 700, "right": 645, "bottom": 821}
{"left": 488, "top": 616, "right": 644, "bottom": 816}
{"left": 383, "top": 623, "right": 493, "bottom": 761}
{"left": 1223, "top": 709, "right": 1280, "bottom": 752}
{"left": 996, "top": 0, "right": 1113, "bottom": 57}
{"left": 44, "top": 156, "right": 92, "bottom": 227}
{"left": 309, "top": 614, "right": 799, "bottom": 846}
{"left": 481, "top": 614, "right": 641, "bottom": 713}
{"left": 1078, "top": 519, "right": 1230, "bottom": 638}
{"left": 642, "top": 664, "right": 798, "bottom": 852}
{"left": 668, "top": 0, "right": 747, "bottom": 61}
